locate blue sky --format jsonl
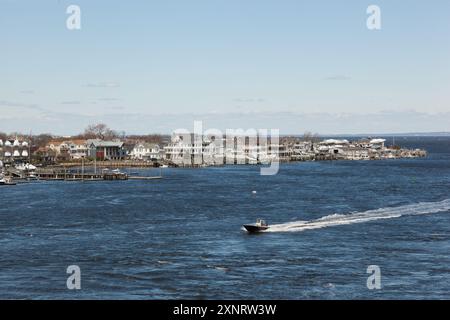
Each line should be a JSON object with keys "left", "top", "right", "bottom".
{"left": 1, "top": 0, "right": 449, "bottom": 134}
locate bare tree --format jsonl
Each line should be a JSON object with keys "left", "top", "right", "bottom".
{"left": 302, "top": 131, "right": 313, "bottom": 141}
{"left": 302, "top": 131, "right": 320, "bottom": 143}
{"left": 32, "top": 134, "right": 53, "bottom": 148}
{"left": 311, "top": 133, "right": 321, "bottom": 143}
{"left": 83, "top": 123, "right": 118, "bottom": 140}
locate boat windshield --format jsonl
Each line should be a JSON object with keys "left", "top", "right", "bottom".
{"left": 257, "top": 219, "right": 267, "bottom": 226}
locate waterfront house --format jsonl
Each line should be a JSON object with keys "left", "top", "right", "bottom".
{"left": 317, "top": 139, "right": 349, "bottom": 158}
{"left": 33, "top": 146, "right": 57, "bottom": 164}
{"left": 290, "top": 141, "right": 314, "bottom": 161}
{"left": 67, "top": 139, "right": 88, "bottom": 159}
{"left": 292, "top": 141, "right": 313, "bottom": 153}
{"left": 369, "top": 138, "right": 386, "bottom": 150}
{"left": 0, "top": 138, "right": 30, "bottom": 163}
{"left": 205, "top": 142, "right": 225, "bottom": 165}
{"left": 164, "top": 134, "right": 227, "bottom": 166}
{"left": 130, "top": 142, "right": 162, "bottom": 160}
{"left": 47, "top": 139, "right": 87, "bottom": 160}
{"left": 48, "top": 140, "right": 69, "bottom": 154}
{"left": 244, "top": 144, "right": 270, "bottom": 164}
{"left": 268, "top": 143, "right": 291, "bottom": 161}
{"left": 164, "top": 134, "right": 204, "bottom": 165}
{"left": 87, "top": 139, "right": 125, "bottom": 160}
{"left": 353, "top": 138, "right": 372, "bottom": 149}
{"left": 344, "top": 146, "right": 370, "bottom": 160}
{"left": 122, "top": 141, "right": 136, "bottom": 159}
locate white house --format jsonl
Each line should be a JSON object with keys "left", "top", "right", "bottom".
{"left": 318, "top": 139, "right": 349, "bottom": 156}
{"left": 67, "top": 140, "right": 88, "bottom": 159}
{"left": 369, "top": 138, "right": 386, "bottom": 150}
{"left": 164, "top": 134, "right": 204, "bottom": 165}
{"left": 130, "top": 142, "right": 162, "bottom": 160}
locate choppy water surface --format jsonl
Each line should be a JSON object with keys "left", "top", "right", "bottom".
{"left": 1, "top": 137, "right": 449, "bottom": 299}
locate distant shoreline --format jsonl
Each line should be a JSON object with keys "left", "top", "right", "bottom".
{"left": 296, "top": 133, "right": 450, "bottom": 138}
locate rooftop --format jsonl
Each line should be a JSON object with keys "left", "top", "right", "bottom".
{"left": 87, "top": 139, "right": 124, "bottom": 148}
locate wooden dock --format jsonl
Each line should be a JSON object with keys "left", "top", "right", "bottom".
{"left": 34, "top": 170, "right": 163, "bottom": 182}
{"left": 56, "top": 161, "right": 164, "bottom": 168}
{"left": 36, "top": 171, "right": 128, "bottom": 181}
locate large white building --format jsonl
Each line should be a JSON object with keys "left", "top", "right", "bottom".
{"left": 130, "top": 142, "right": 162, "bottom": 160}
{"left": 164, "top": 134, "right": 282, "bottom": 166}
{"left": 163, "top": 134, "right": 207, "bottom": 165}
{"left": 0, "top": 138, "right": 29, "bottom": 162}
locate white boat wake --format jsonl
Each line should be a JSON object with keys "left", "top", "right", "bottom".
{"left": 266, "top": 199, "right": 450, "bottom": 233}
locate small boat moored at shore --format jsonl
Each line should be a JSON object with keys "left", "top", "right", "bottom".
{"left": 243, "top": 219, "right": 269, "bottom": 233}
{"left": 0, "top": 176, "right": 16, "bottom": 186}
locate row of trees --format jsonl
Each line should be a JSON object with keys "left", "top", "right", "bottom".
{"left": 79, "top": 124, "right": 164, "bottom": 143}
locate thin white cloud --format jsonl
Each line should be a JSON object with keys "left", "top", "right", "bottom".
{"left": 324, "top": 75, "right": 351, "bottom": 81}
{"left": 0, "top": 100, "right": 44, "bottom": 111}
{"left": 61, "top": 101, "right": 81, "bottom": 105}
{"left": 233, "top": 98, "right": 266, "bottom": 103}
{"left": 83, "top": 82, "right": 121, "bottom": 88}
{"left": 19, "top": 90, "right": 35, "bottom": 94}
{"left": 97, "top": 98, "right": 121, "bottom": 102}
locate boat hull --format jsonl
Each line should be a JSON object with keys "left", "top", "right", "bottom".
{"left": 243, "top": 224, "right": 269, "bottom": 233}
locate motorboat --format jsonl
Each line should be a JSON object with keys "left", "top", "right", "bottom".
{"left": 0, "top": 176, "right": 16, "bottom": 186}
{"left": 27, "top": 173, "right": 39, "bottom": 181}
{"left": 243, "top": 219, "right": 269, "bottom": 233}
